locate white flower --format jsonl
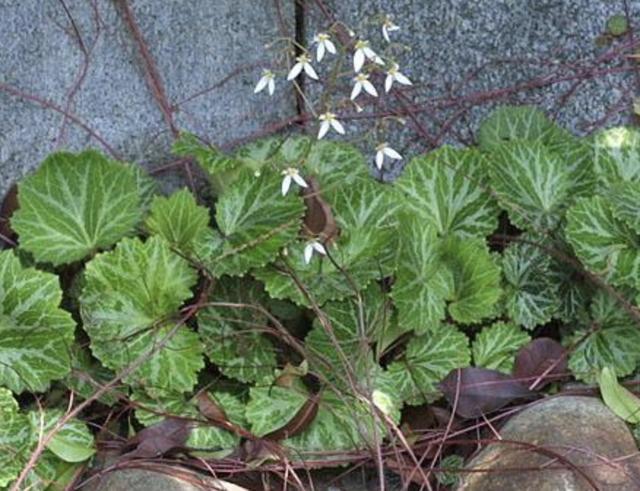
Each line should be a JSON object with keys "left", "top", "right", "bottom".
{"left": 287, "top": 54, "right": 319, "bottom": 81}
{"left": 351, "top": 73, "right": 378, "bottom": 100}
{"left": 382, "top": 15, "right": 400, "bottom": 43}
{"left": 281, "top": 167, "right": 308, "bottom": 196}
{"left": 254, "top": 69, "right": 275, "bottom": 95}
{"left": 304, "top": 240, "right": 326, "bottom": 264}
{"left": 353, "top": 40, "right": 383, "bottom": 72}
{"left": 384, "top": 63, "right": 413, "bottom": 92}
{"left": 318, "top": 112, "right": 345, "bottom": 139}
{"left": 313, "top": 33, "right": 337, "bottom": 62}
{"left": 375, "top": 142, "right": 402, "bottom": 169}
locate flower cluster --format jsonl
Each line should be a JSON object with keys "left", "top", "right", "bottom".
{"left": 254, "top": 13, "right": 412, "bottom": 262}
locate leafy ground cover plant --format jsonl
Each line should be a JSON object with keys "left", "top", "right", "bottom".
{"left": 2, "top": 105, "right": 640, "bottom": 489}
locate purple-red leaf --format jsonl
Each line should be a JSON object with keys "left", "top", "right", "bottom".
{"left": 513, "top": 337, "right": 568, "bottom": 390}
{"left": 122, "top": 417, "right": 191, "bottom": 459}
{"left": 439, "top": 367, "right": 533, "bottom": 419}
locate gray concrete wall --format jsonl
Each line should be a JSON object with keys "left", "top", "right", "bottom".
{"left": 1, "top": 0, "right": 638, "bottom": 198}
{"left": 0, "top": 0, "right": 295, "bottom": 197}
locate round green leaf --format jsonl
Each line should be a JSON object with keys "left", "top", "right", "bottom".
{"left": 11, "top": 150, "right": 141, "bottom": 265}
{"left": 81, "top": 236, "right": 203, "bottom": 392}
{"left": 0, "top": 250, "right": 75, "bottom": 393}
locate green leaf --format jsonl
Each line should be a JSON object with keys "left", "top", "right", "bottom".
{"left": 286, "top": 388, "right": 396, "bottom": 458}
{"left": 28, "top": 410, "right": 95, "bottom": 463}
{"left": 568, "top": 291, "right": 640, "bottom": 383}
{"left": 256, "top": 180, "right": 399, "bottom": 305}
{"left": 548, "top": 243, "right": 593, "bottom": 323}
{"left": 592, "top": 127, "right": 640, "bottom": 187}
{"left": 472, "top": 322, "right": 530, "bottom": 373}
{"left": 395, "top": 147, "right": 498, "bottom": 238}
{"left": 566, "top": 196, "right": 640, "bottom": 288}
{"left": 502, "top": 242, "right": 560, "bottom": 328}
{"left": 65, "top": 345, "right": 118, "bottom": 406}
{"left": 304, "top": 140, "right": 369, "bottom": 196}
{"left": 387, "top": 326, "right": 471, "bottom": 405}
{"left": 146, "top": 188, "right": 210, "bottom": 254}
{"left": 0, "top": 389, "right": 31, "bottom": 487}
{"left": 173, "top": 133, "right": 243, "bottom": 193}
{"left": 477, "top": 105, "right": 563, "bottom": 151}
{"left": 546, "top": 136, "right": 595, "bottom": 198}
{"left": 598, "top": 366, "right": 640, "bottom": 424}
{"left": 441, "top": 236, "right": 502, "bottom": 324}
{"left": 437, "top": 454, "right": 465, "bottom": 487}
{"left": 245, "top": 385, "right": 309, "bottom": 437}
{"left": 204, "top": 169, "right": 305, "bottom": 276}
{"left": 489, "top": 141, "right": 572, "bottom": 231}
{"left": 81, "top": 236, "right": 203, "bottom": 392}
{"left": 391, "top": 215, "right": 453, "bottom": 333}
{"left": 0, "top": 250, "right": 75, "bottom": 393}
{"left": 11, "top": 150, "right": 141, "bottom": 265}
{"left": 305, "top": 285, "right": 393, "bottom": 382}
{"left": 197, "top": 277, "right": 278, "bottom": 383}
{"left": 607, "top": 181, "right": 640, "bottom": 233}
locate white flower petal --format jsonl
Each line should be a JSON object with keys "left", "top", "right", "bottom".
{"left": 287, "top": 63, "right": 303, "bottom": 80}
{"left": 350, "top": 82, "right": 362, "bottom": 100}
{"left": 304, "top": 243, "right": 314, "bottom": 264}
{"left": 395, "top": 72, "right": 413, "bottom": 86}
{"left": 282, "top": 175, "right": 292, "bottom": 195}
{"left": 375, "top": 151, "right": 384, "bottom": 169}
{"left": 312, "top": 242, "right": 326, "bottom": 255}
{"left": 318, "top": 120, "right": 330, "bottom": 139}
{"left": 303, "top": 63, "right": 319, "bottom": 80}
{"left": 317, "top": 42, "right": 326, "bottom": 62}
{"left": 362, "top": 80, "right": 378, "bottom": 97}
{"left": 363, "top": 46, "right": 377, "bottom": 60}
{"left": 384, "top": 147, "right": 402, "bottom": 160}
{"left": 382, "top": 25, "right": 390, "bottom": 43}
{"left": 385, "top": 74, "right": 393, "bottom": 93}
{"left": 254, "top": 76, "right": 269, "bottom": 93}
{"left": 353, "top": 50, "right": 365, "bottom": 72}
{"left": 331, "top": 119, "right": 346, "bottom": 134}
{"left": 373, "top": 55, "right": 385, "bottom": 65}
{"left": 268, "top": 78, "right": 275, "bottom": 95}
{"left": 325, "top": 39, "right": 337, "bottom": 54}
{"left": 292, "top": 173, "right": 308, "bottom": 188}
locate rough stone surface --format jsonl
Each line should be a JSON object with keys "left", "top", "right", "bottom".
{"left": 457, "top": 396, "right": 640, "bottom": 491}
{"left": 2, "top": 1, "right": 639, "bottom": 194}
{"left": 308, "top": 0, "right": 639, "bottom": 177}
{"left": 82, "top": 467, "right": 247, "bottom": 491}
{"left": 0, "top": 0, "right": 295, "bottom": 198}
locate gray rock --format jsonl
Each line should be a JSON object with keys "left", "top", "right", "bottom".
{"left": 457, "top": 396, "right": 640, "bottom": 490}
{"left": 82, "top": 467, "right": 248, "bottom": 491}
{"left": 307, "top": 0, "right": 637, "bottom": 178}
{"left": 0, "top": 0, "right": 295, "bottom": 198}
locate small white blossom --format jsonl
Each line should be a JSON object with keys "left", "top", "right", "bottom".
{"left": 353, "top": 40, "right": 383, "bottom": 73}
{"left": 287, "top": 54, "right": 319, "bottom": 81}
{"left": 313, "top": 32, "right": 337, "bottom": 62}
{"left": 281, "top": 167, "right": 308, "bottom": 196}
{"left": 351, "top": 73, "right": 378, "bottom": 100}
{"left": 304, "top": 240, "right": 326, "bottom": 264}
{"left": 318, "top": 112, "right": 345, "bottom": 139}
{"left": 385, "top": 63, "right": 413, "bottom": 92}
{"left": 382, "top": 15, "right": 400, "bottom": 43}
{"left": 375, "top": 142, "right": 402, "bottom": 169}
{"left": 254, "top": 69, "right": 275, "bottom": 95}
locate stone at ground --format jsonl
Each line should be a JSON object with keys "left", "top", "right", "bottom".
{"left": 456, "top": 396, "right": 640, "bottom": 490}
{"left": 0, "top": 0, "right": 295, "bottom": 198}
{"left": 81, "top": 467, "right": 248, "bottom": 491}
